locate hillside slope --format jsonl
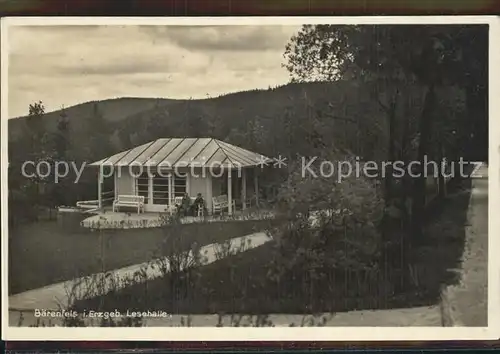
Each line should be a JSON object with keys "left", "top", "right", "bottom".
{"left": 8, "top": 82, "right": 397, "bottom": 163}
{"left": 101, "top": 81, "right": 394, "bottom": 161}
{"left": 8, "top": 97, "right": 182, "bottom": 141}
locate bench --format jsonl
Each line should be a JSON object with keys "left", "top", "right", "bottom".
{"left": 172, "top": 196, "right": 205, "bottom": 216}
{"left": 173, "top": 196, "right": 200, "bottom": 207}
{"left": 212, "top": 194, "right": 236, "bottom": 214}
{"left": 112, "top": 195, "right": 145, "bottom": 214}
{"left": 174, "top": 196, "right": 184, "bottom": 206}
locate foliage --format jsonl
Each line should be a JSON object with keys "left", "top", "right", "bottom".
{"left": 85, "top": 103, "right": 112, "bottom": 160}
{"left": 283, "top": 24, "right": 485, "bottom": 243}
{"left": 8, "top": 101, "right": 56, "bottom": 227}
{"left": 284, "top": 25, "right": 483, "bottom": 156}
{"left": 262, "top": 150, "right": 384, "bottom": 310}
{"left": 277, "top": 153, "right": 384, "bottom": 218}
{"left": 277, "top": 26, "right": 485, "bottom": 306}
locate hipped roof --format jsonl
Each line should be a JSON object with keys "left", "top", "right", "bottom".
{"left": 90, "top": 138, "right": 270, "bottom": 168}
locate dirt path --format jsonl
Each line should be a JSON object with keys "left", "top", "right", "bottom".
{"left": 10, "top": 305, "right": 442, "bottom": 327}
{"left": 442, "top": 163, "right": 488, "bottom": 326}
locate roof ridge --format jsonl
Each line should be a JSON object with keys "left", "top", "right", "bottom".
{"left": 216, "top": 140, "right": 258, "bottom": 166}
{"left": 90, "top": 137, "right": 267, "bottom": 167}
{"left": 213, "top": 138, "right": 237, "bottom": 168}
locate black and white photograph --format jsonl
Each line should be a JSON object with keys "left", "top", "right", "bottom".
{"left": 2, "top": 17, "right": 497, "bottom": 340}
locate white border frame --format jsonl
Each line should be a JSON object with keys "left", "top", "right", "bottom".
{"left": 1, "top": 16, "right": 499, "bottom": 341}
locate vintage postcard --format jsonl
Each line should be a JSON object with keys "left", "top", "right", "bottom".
{"left": 1, "top": 16, "right": 498, "bottom": 341}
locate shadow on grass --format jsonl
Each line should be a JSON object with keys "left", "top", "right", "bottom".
{"left": 74, "top": 179, "right": 472, "bottom": 315}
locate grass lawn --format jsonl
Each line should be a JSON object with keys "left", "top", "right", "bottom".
{"left": 8, "top": 219, "right": 277, "bottom": 295}
{"left": 75, "top": 239, "right": 416, "bottom": 314}
{"left": 75, "top": 178, "right": 473, "bottom": 315}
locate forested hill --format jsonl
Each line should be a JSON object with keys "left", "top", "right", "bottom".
{"left": 8, "top": 97, "right": 181, "bottom": 141}
{"left": 9, "top": 81, "right": 405, "bottom": 164}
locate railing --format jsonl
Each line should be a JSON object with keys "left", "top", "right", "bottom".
{"left": 102, "top": 190, "right": 114, "bottom": 206}
{"left": 76, "top": 200, "right": 99, "bottom": 209}
{"left": 84, "top": 208, "right": 100, "bottom": 214}
{"left": 76, "top": 190, "right": 114, "bottom": 209}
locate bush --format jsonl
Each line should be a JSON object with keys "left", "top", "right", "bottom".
{"left": 269, "top": 154, "right": 385, "bottom": 311}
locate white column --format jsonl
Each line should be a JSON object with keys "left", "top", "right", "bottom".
{"left": 205, "top": 171, "right": 212, "bottom": 214}
{"left": 168, "top": 172, "right": 173, "bottom": 210}
{"left": 148, "top": 172, "right": 153, "bottom": 206}
{"left": 97, "top": 168, "right": 102, "bottom": 209}
{"left": 113, "top": 169, "right": 117, "bottom": 199}
{"left": 227, "top": 168, "right": 233, "bottom": 215}
{"left": 131, "top": 170, "right": 136, "bottom": 195}
{"left": 254, "top": 169, "right": 259, "bottom": 207}
{"left": 241, "top": 168, "right": 247, "bottom": 210}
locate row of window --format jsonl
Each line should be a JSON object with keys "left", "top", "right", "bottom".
{"left": 136, "top": 173, "right": 186, "bottom": 205}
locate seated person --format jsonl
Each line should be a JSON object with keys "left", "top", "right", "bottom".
{"left": 177, "top": 193, "right": 192, "bottom": 216}
{"left": 190, "top": 193, "right": 207, "bottom": 216}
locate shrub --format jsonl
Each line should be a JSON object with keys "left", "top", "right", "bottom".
{"left": 150, "top": 217, "right": 209, "bottom": 308}
{"left": 269, "top": 153, "right": 385, "bottom": 310}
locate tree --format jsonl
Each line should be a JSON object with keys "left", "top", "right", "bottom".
{"left": 54, "top": 106, "right": 70, "bottom": 158}
{"left": 86, "top": 103, "right": 112, "bottom": 160}
{"left": 26, "top": 101, "right": 54, "bottom": 206}
{"left": 25, "top": 100, "right": 46, "bottom": 158}
{"left": 51, "top": 106, "right": 71, "bottom": 206}
{"left": 9, "top": 101, "right": 53, "bottom": 225}
{"left": 182, "top": 98, "right": 208, "bottom": 137}
{"left": 145, "top": 99, "right": 170, "bottom": 138}
{"left": 283, "top": 24, "right": 478, "bottom": 242}
{"left": 284, "top": 26, "right": 408, "bottom": 205}
{"left": 442, "top": 26, "right": 488, "bottom": 162}
{"left": 270, "top": 152, "right": 385, "bottom": 310}
{"left": 282, "top": 25, "right": 485, "bottom": 295}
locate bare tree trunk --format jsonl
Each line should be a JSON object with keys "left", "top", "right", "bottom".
{"left": 399, "top": 93, "right": 412, "bottom": 227}
{"left": 411, "top": 84, "right": 436, "bottom": 242}
{"left": 384, "top": 93, "right": 398, "bottom": 206}
{"left": 437, "top": 142, "right": 446, "bottom": 199}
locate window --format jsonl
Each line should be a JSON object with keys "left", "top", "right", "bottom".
{"left": 135, "top": 170, "right": 188, "bottom": 206}
{"left": 151, "top": 171, "right": 187, "bottom": 205}
{"left": 136, "top": 172, "right": 149, "bottom": 204}
{"left": 173, "top": 173, "right": 187, "bottom": 198}
{"left": 152, "top": 173, "right": 169, "bottom": 205}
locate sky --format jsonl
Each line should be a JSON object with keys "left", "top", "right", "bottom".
{"left": 7, "top": 24, "right": 301, "bottom": 118}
